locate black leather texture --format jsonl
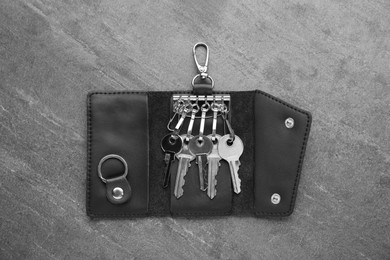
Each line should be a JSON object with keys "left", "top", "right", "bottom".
{"left": 192, "top": 83, "right": 213, "bottom": 95}
{"left": 86, "top": 90, "right": 312, "bottom": 218}
{"left": 253, "top": 91, "right": 312, "bottom": 216}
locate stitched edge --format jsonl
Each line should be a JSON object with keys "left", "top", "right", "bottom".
{"left": 86, "top": 92, "right": 92, "bottom": 216}
{"left": 253, "top": 89, "right": 312, "bottom": 216}
{"left": 171, "top": 211, "right": 232, "bottom": 216}
{"left": 89, "top": 211, "right": 232, "bottom": 219}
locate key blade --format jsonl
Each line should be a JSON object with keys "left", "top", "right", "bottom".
{"left": 174, "top": 157, "right": 185, "bottom": 198}
{"left": 162, "top": 153, "right": 173, "bottom": 188}
{"left": 197, "top": 155, "right": 205, "bottom": 191}
{"left": 206, "top": 134, "right": 221, "bottom": 199}
{"left": 207, "top": 158, "right": 220, "bottom": 199}
{"left": 174, "top": 157, "right": 191, "bottom": 198}
{"left": 197, "top": 154, "right": 208, "bottom": 191}
{"left": 164, "top": 153, "right": 171, "bottom": 164}
{"left": 228, "top": 160, "right": 242, "bottom": 194}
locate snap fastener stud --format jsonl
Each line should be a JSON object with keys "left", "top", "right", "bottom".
{"left": 271, "top": 193, "right": 281, "bottom": 204}
{"left": 285, "top": 117, "right": 294, "bottom": 128}
{"left": 112, "top": 187, "right": 124, "bottom": 200}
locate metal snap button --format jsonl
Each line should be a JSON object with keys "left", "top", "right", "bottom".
{"left": 112, "top": 187, "right": 124, "bottom": 200}
{"left": 271, "top": 193, "right": 281, "bottom": 204}
{"left": 285, "top": 117, "right": 294, "bottom": 128}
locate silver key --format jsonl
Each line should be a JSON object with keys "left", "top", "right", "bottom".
{"left": 174, "top": 135, "right": 195, "bottom": 198}
{"left": 188, "top": 135, "right": 213, "bottom": 191}
{"left": 207, "top": 134, "right": 221, "bottom": 199}
{"left": 218, "top": 134, "right": 244, "bottom": 194}
{"left": 188, "top": 103, "right": 213, "bottom": 191}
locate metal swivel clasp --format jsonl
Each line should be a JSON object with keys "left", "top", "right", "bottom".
{"left": 192, "top": 42, "right": 214, "bottom": 88}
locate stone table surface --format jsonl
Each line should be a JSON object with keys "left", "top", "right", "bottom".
{"left": 1, "top": 0, "right": 389, "bottom": 259}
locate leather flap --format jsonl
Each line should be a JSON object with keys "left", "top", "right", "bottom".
{"left": 253, "top": 90, "right": 312, "bottom": 216}
{"left": 87, "top": 92, "right": 149, "bottom": 218}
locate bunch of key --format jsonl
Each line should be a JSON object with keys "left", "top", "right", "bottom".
{"left": 160, "top": 96, "right": 244, "bottom": 200}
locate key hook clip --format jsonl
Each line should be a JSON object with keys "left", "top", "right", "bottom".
{"left": 193, "top": 42, "right": 209, "bottom": 77}
{"left": 192, "top": 42, "right": 214, "bottom": 88}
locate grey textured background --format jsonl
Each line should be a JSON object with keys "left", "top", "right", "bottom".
{"left": 1, "top": 0, "right": 389, "bottom": 259}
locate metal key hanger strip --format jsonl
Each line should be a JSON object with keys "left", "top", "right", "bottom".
{"left": 173, "top": 42, "right": 230, "bottom": 119}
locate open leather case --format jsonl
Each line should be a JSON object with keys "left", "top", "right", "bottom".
{"left": 86, "top": 90, "right": 312, "bottom": 219}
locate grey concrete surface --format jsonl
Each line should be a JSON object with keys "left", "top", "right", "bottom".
{"left": 1, "top": 0, "right": 389, "bottom": 259}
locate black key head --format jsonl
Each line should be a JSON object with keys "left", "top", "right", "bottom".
{"left": 161, "top": 134, "right": 183, "bottom": 154}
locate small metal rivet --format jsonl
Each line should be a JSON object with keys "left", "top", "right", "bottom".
{"left": 271, "top": 193, "right": 281, "bottom": 204}
{"left": 285, "top": 117, "right": 294, "bottom": 128}
{"left": 112, "top": 187, "right": 124, "bottom": 200}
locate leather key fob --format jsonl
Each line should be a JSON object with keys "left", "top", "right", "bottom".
{"left": 105, "top": 176, "right": 131, "bottom": 204}
{"left": 98, "top": 154, "right": 131, "bottom": 205}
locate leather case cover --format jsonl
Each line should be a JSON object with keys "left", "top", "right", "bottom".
{"left": 86, "top": 90, "right": 312, "bottom": 218}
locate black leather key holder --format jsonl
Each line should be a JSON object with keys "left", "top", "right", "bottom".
{"left": 97, "top": 154, "right": 131, "bottom": 204}
{"left": 86, "top": 43, "right": 312, "bottom": 219}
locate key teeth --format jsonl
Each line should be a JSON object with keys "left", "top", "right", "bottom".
{"left": 214, "top": 178, "right": 217, "bottom": 198}
{"left": 174, "top": 172, "right": 185, "bottom": 199}
{"left": 176, "top": 160, "right": 191, "bottom": 199}
{"left": 207, "top": 158, "right": 219, "bottom": 199}
{"left": 175, "top": 182, "right": 183, "bottom": 199}
{"left": 234, "top": 163, "right": 241, "bottom": 194}
{"left": 181, "top": 179, "right": 185, "bottom": 197}
{"left": 176, "top": 185, "right": 184, "bottom": 199}
{"left": 178, "top": 173, "right": 187, "bottom": 199}
{"left": 237, "top": 164, "right": 241, "bottom": 184}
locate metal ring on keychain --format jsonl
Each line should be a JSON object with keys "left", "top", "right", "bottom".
{"left": 97, "top": 154, "right": 128, "bottom": 184}
{"left": 191, "top": 74, "right": 214, "bottom": 88}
